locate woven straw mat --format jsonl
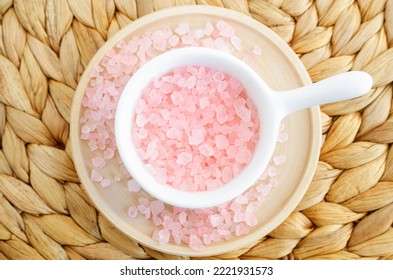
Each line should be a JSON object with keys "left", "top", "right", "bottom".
{"left": 0, "top": 0, "right": 393, "bottom": 260}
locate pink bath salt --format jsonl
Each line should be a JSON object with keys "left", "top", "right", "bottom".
{"left": 150, "top": 200, "right": 165, "bottom": 216}
{"left": 198, "top": 144, "right": 215, "bottom": 156}
{"left": 277, "top": 132, "right": 289, "bottom": 143}
{"left": 100, "top": 178, "right": 111, "bottom": 188}
{"left": 156, "top": 228, "right": 170, "bottom": 245}
{"left": 210, "top": 214, "right": 224, "bottom": 228}
{"left": 176, "top": 152, "right": 193, "bottom": 165}
{"left": 215, "top": 134, "right": 229, "bottom": 150}
{"left": 166, "top": 127, "right": 182, "bottom": 140}
{"left": 175, "top": 22, "right": 190, "bottom": 35}
{"left": 189, "top": 234, "right": 205, "bottom": 251}
{"left": 128, "top": 206, "right": 138, "bottom": 218}
{"left": 235, "top": 147, "right": 253, "bottom": 164}
{"left": 235, "top": 106, "right": 252, "bottom": 122}
{"left": 127, "top": 179, "right": 141, "bottom": 192}
{"left": 92, "top": 156, "right": 106, "bottom": 168}
{"left": 231, "top": 36, "right": 243, "bottom": 51}
{"left": 273, "top": 155, "right": 286, "bottom": 165}
{"left": 245, "top": 211, "right": 258, "bottom": 227}
{"left": 235, "top": 223, "right": 250, "bottom": 236}
{"left": 189, "top": 129, "right": 204, "bottom": 145}
{"left": 91, "top": 169, "right": 103, "bottom": 182}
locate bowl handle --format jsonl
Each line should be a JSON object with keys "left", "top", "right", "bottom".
{"left": 272, "top": 71, "right": 373, "bottom": 119}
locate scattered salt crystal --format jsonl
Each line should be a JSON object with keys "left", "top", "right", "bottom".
{"left": 181, "top": 35, "right": 194, "bottom": 45}
{"left": 175, "top": 22, "right": 190, "bottom": 35}
{"left": 166, "top": 127, "right": 182, "bottom": 140}
{"left": 92, "top": 157, "right": 106, "bottom": 168}
{"left": 100, "top": 178, "right": 111, "bottom": 188}
{"left": 210, "top": 214, "right": 224, "bottom": 228}
{"left": 235, "top": 147, "right": 253, "bottom": 164}
{"left": 150, "top": 200, "right": 165, "bottom": 216}
{"left": 230, "top": 36, "right": 242, "bottom": 51}
{"left": 273, "top": 155, "right": 287, "bottom": 165}
{"left": 176, "top": 152, "right": 193, "bottom": 165}
{"left": 245, "top": 211, "right": 258, "bottom": 226}
{"left": 235, "top": 223, "right": 249, "bottom": 236}
{"left": 215, "top": 134, "right": 229, "bottom": 150}
{"left": 128, "top": 206, "right": 138, "bottom": 218}
{"left": 156, "top": 229, "right": 170, "bottom": 244}
{"left": 188, "top": 129, "right": 204, "bottom": 146}
{"left": 91, "top": 169, "right": 103, "bottom": 182}
{"left": 277, "top": 132, "right": 289, "bottom": 143}
{"left": 199, "top": 97, "right": 210, "bottom": 109}
{"left": 198, "top": 144, "right": 214, "bottom": 156}
{"left": 205, "top": 22, "right": 214, "bottom": 36}
{"left": 189, "top": 234, "right": 204, "bottom": 251}
{"left": 235, "top": 195, "right": 249, "bottom": 205}
{"left": 235, "top": 106, "right": 252, "bottom": 122}
{"left": 127, "top": 179, "right": 141, "bottom": 192}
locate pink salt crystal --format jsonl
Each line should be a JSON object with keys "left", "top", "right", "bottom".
{"left": 213, "top": 71, "right": 225, "bottom": 81}
{"left": 210, "top": 214, "right": 224, "bottom": 228}
{"left": 166, "top": 127, "right": 182, "bottom": 140}
{"left": 237, "top": 124, "right": 253, "bottom": 141}
{"left": 150, "top": 200, "right": 165, "bottom": 216}
{"left": 203, "top": 234, "right": 211, "bottom": 245}
{"left": 199, "top": 97, "right": 210, "bottom": 109}
{"left": 127, "top": 179, "right": 141, "bottom": 192}
{"left": 206, "top": 179, "right": 222, "bottom": 190}
{"left": 151, "top": 30, "right": 167, "bottom": 51}
{"left": 235, "top": 194, "right": 249, "bottom": 205}
{"left": 219, "top": 25, "right": 235, "bottom": 38}
{"left": 198, "top": 144, "right": 214, "bottom": 156}
{"left": 226, "top": 145, "right": 238, "bottom": 158}
{"left": 100, "top": 178, "right": 111, "bottom": 188}
{"left": 92, "top": 157, "right": 106, "bottom": 168}
{"left": 235, "top": 106, "right": 252, "bottom": 122}
{"left": 235, "top": 147, "right": 253, "bottom": 164}
{"left": 156, "top": 229, "right": 170, "bottom": 245}
{"left": 186, "top": 76, "right": 197, "bottom": 89}
{"left": 234, "top": 211, "right": 245, "bottom": 223}
{"left": 216, "top": 104, "right": 228, "bottom": 124}
{"left": 189, "top": 129, "right": 204, "bottom": 145}
{"left": 230, "top": 36, "right": 243, "bottom": 51}
{"left": 181, "top": 35, "right": 194, "bottom": 45}
{"left": 170, "top": 91, "right": 184, "bottom": 104}
{"left": 221, "top": 166, "right": 232, "bottom": 183}
{"left": 273, "top": 155, "right": 286, "bottom": 165}
{"left": 152, "top": 215, "right": 163, "bottom": 226}
{"left": 155, "top": 168, "right": 167, "bottom": 184}
{"left": 205, "top": 22, "right": 214, "bottom": 36}
{"left": 189, "top": 234, "right": 204, "bottom": 251}
{"left": 277, "top": 132, "right": 289, "bottom": 143}
{"left": 91, "top": 169, "right": 103, "bottom": 183}
{"left": 104, "top": 148, "right": 115, "bottom": 160}
{"left": 235, "top": 223, "right": 250, "bottom": 236}
{"left": 135, "top": 113, "right": 149, "bottom": 127}
{"left": 175, "top": 22, "right": 190, "bottom": 35}
{"left": 176, "top": 152, "right": 193, "bottom": 166}
{"left": 178, "top": 212, "right": 187, "bottom": 225}
{"left": 215, "top": 134, "right": 229, "bottom": 150}
{"left": 128, "top": 206, "right": 138, "bottom": 218}
{"left": 245, "top": 211, "right": 258, "bottom": 226}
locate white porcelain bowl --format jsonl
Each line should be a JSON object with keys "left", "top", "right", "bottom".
{"left": 115, "top": 47, "right": 372, "bottom": 209}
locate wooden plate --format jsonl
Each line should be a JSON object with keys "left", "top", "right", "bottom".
{"left": 70, "top": 6, "right": 320, "bottom": 257}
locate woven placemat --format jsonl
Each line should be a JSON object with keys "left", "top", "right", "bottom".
{"left": 0, "top": 0, "right": 392, "bottom": 260}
